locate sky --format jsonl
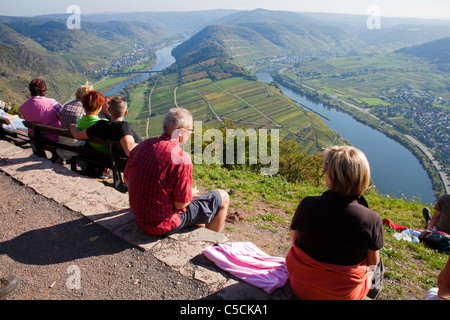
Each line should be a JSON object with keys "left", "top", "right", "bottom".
{"left": 1, "top": 0, "right": 450, "bottom": 19}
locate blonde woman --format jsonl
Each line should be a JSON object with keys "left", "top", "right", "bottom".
{"left": 60, "top": 81, "right": 94, "bottom": 129}
{"left": 286, "top": 146, "right": 384, "bottom": 300}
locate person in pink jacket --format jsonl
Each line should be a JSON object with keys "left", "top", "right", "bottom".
{"left": 20, "top": 79, "right": 63, "bottom": 161}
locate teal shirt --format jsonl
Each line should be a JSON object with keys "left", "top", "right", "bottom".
{"left": 77, "top": 115, "right": 109, "bottom": 153}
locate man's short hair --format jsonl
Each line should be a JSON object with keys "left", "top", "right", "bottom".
{"left": 323, "top": 146, "right": 371, "bottom": 196}
{"left": 163, "top": 107, "right": 193, "bottom": 135}
{"left": 109, "top": 96, "right": 127, "bottom": 118}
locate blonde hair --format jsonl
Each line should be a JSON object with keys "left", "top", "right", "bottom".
{"left": 75, "top": 81, "right": 94, "bottom": 99}
{"left": 323, "top": 146, "right": 371, "bottom": 196}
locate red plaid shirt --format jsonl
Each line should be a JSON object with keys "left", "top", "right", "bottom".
{"left": 124, "top": 133, "right": 192, "bottom": 235}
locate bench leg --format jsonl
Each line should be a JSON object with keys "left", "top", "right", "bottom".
{"left": 112, "top": 168, "right": 127, "bottom": 193}
{"left": 70, "top": 158, "right": 78, "bottom": 172}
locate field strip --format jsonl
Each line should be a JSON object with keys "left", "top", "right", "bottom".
{"left": 195, "top": 89, "right": 225, "bottom": 126}
{"left": 174, "top": 87, "right": 179, "bottom": 107}
{"left": 212, "top": 82, "right": 281, "bottom": 128}
{"left": 145, "top": 86, "right": 155, "bottom": 139}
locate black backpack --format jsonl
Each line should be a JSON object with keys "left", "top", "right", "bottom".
{"left": 419, "top": 230, "right": 450, "bottom": 254}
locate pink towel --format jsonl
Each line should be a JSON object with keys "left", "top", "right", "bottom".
{"left": 202, "top": 242, "right": 288, "bottom": 294}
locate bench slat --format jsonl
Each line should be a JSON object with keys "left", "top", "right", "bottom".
{"left": 18, "top": 121, "right": 129, "bottom": 193}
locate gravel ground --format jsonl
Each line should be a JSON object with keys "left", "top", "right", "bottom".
{"left": 0, "top": 171, "right": 211, "bottom": 300}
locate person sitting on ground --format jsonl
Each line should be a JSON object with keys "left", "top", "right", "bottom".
{"left": 286, "top": 145, "right": 384, "bottom": 300}
{"left": 425, "top": 255, "right": 450, "bottom": 300}
{"left": 60, "top": 81, "right": 94, "bottom": 130}
{"left": 70, "top": 96, "right": 142, "bottom": 156}
{"left": 19, "top": 78, "right": 63, "bottom": 142}
{"left": 124, "top": 107, "right": 229, "bottom": 236}
{"left": 76, "top": 90, "right": 109, "bottom": 153}
{"left": 423, "top": 194, "right": 450, "bottom": 235}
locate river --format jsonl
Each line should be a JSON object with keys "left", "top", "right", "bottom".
{"left": 255, "top": 71, "right": 435, "bottom": 204}
{"left": 102, "top": 44, "right": 435, "bottom": 204}
{"left": 103, "top": 43, "right": 178, "bottom": 96}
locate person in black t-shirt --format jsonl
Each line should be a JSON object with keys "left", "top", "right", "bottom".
{"left": 287, "top": 146, "right": 384, "bottom": 300}
{"left": 69, "top": 96, "right": 142, "bottom": 156}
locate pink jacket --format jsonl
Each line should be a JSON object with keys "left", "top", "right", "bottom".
{"left": 203, "top": 242, "right": 288, "bottom": 294}
{"left": 20, "top": 96, "right": 63, "bottom": 141}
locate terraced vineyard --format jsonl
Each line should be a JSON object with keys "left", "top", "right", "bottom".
{"left": 126, "top": 74, "right": 342, "bottom": 153}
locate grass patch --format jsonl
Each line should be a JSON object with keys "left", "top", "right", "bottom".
{"left": 193, "top": 164, "right": 448, "bottom": 300}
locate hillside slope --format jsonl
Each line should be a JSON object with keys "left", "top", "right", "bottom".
{"left": 0, "top": 17, "right": 178, "bottom": 105}
{"left": 210, "top": 9, "right": 371, "bottom": 64}
{"left": 396, "top": 37, "right": 450, "bottom": 71}
{"left": 169, "top": 25, "right": 249, "bottom": 84}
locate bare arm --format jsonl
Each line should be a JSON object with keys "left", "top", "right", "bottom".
{"left": 5, "top": 113, "right": 19, "bottom": 120}
{"left": 119, "top": 135, "right": 137, "bottom": 157}
{"left": 428, "top": 211, "right": 441, "bottom": 229}
{"left": 290, "top": 229, "right": 299, "bottom": 246}
{"left": 174, "top": 201, "right": 191, "bottom": 210}
{"left": 173, "top": 185, "right": 199, "bottom": 210}
{"left": 438, "top": 257, "right": 450, "bottom": 299}
{"left": 69, "top": 124, "right": 89, "bottom": 140}
{"left": 367, "top": 249, "right": 380, "bottom": 267}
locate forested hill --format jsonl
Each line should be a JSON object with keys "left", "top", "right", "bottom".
{"left": 0, "top": 16, "right": 179, "bottom": 105}
{"left": 0, "top": 17, "right": 176, "bottom": 52}
{"left": 395, "top": 37, "right": 450, "bottom": 70}
{"left": 168, "top": 25, "right": 249, "bottom": 84}
{"left": 185, "top": 9, "right": 371, "bottom": 66}
{"left": 167, "top": 8, "right": 375, "bottom": 84}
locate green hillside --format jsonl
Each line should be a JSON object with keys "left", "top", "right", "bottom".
{"left": 171, "top": 9, "right": 372, "bottom": 68}
{"left": 122, "top": 73, "right": 343, "bottom": 155}
{"left": 194, "top": 163, "right": 448, "bottom": 300}
{"left": 169, "top": 27, "right": 248, "bottom": 84}
{"left": 212, "top": 9, "right": 371, "bottom": 64}
{"left": 273, "top": 51, "right": 449, "bottom": 196}
{"left": 172, "top": 24, "right": 282, "bottom": 68}
{"left": 0, "top": 17, "right": 179, "bottom": 106}
{"left": 396, "top": 37, "right": 450, "bottom": 70}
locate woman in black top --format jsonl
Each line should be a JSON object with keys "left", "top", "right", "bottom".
{"left": 287, "top": 146, "right": 384, "bottom": 299}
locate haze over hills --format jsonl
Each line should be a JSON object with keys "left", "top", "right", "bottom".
{"left": 37, "top": 9, "right": 450, "bottom": 53}
{"left": 37, "top": 10, "right": 239, "bottom": 35}
{"left": 301, "top": 12, "right": 450, "bottom": 51}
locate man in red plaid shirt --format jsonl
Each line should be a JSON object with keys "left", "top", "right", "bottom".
{"left": 124, "top": 107, "right": 229, "bottom": 236}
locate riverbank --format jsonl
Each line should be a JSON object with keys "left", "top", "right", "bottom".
{"left": 271, "top": 71, "right": 447, "bottom": 199}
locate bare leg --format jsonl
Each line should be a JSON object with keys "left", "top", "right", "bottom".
{"left": 205, "top": 189, "right": 229, "bottom": 233}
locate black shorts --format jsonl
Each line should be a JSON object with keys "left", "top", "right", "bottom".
{"left": 166, "top": 190, "right": 222, "bottom": 235}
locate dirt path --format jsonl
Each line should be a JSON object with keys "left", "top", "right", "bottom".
{"left": 0, "top": 172, "right": 211, "bottom": 300}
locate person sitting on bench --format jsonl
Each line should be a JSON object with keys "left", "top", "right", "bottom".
{"left": 69, "top": 96, "right": 142, "bottom": 156}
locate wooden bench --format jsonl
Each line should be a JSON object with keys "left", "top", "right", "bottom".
{"left": 22, "top": 121, "right": 128, "bottom": 193}
{"left": 0, "top": 116, "right": 30, "bottom": 147}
